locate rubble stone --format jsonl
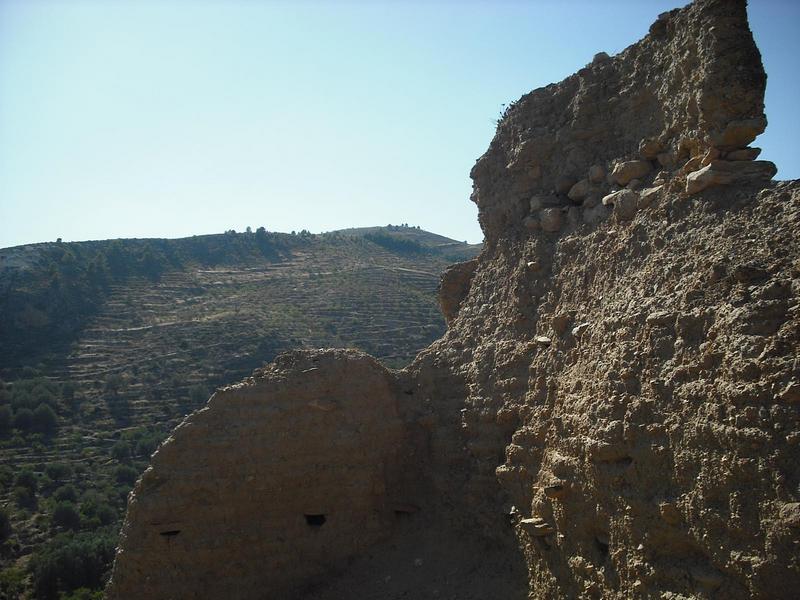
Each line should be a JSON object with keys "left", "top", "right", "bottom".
{"left": 611, "top": 160, "right": 652, "bottom": 186}
{"left": 686, "top": 160, "right": 777, "bottom": 194}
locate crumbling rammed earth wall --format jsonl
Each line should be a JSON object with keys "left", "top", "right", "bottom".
{"left": 471, "top": 0, "right": 774, "bottom": 242}
{"left": 109, "top": 1, "right": 799, "bottom": 598}
{"left": 108, "top": 350, "right": 410, "bottom": 599}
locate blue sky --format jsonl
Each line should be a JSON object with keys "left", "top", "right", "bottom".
{"left": 1, "top": 0, "right": 798, "bottom": 248}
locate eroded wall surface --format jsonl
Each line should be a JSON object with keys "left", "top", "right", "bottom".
{"left": 420, "top": 0, "right": 799, "bottom": 596}
{"left": 107, "top": 350, "right": 410, "bottom": 599}
{"left": 431, "top": 179, "right": 800, "bottom": 598}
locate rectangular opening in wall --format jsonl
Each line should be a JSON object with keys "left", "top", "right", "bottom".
{"left": 595, "top": 534, "right": 610, "bottom": 560}
{"left": 304, "top": 514, "right": 326, "bottom": 527}
{"left": 392, "top": 502, "right": 420, "bottom": 518}
{"left": 159, "top": 530, "right": 181, "bottom": 537}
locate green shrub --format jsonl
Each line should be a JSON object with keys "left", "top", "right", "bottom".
{"left": 61, "top": 588, "right": 105, "bottom": 600}
{"left": 80, "top": 498, "right": 117, "bottom": 530}
{"left": 61, "top": 381, "right": 76, "bottom": 401}
{"left": 110, "top": 441, "right": 131, "bottom": 462}
{"left": 113, "top": 466, "right": 138, "bottom": 486}
{"left": 52, "top": 502, "right": 81, "bottom": 531}
{"left": 12, "top": 407, "right": 33, "bottom": 430}
{"left": 9, "top": 376, "right": 60, "bottom": 412}
{"left": 15, "top": 468, "right": 38, "bottom": 491}
{"left": 106, "top": 394, "right": 130, "bottom": 424}
{"left": 0, "top": 566, "right": 26, "bottom": 599}
{"left": 0, "top": 506, "right": 11, "bottom": 542}
{"left": 54, "top": 485, "right": 78, "bottom": 503}
{"left": 22, "top": 366, "right": 40, "bottom": 378}
{"left": 10, "top": 391, "right": 35, "bottom": 412}
{"left": 39, "top": 476, "right": 57, "bottom": 496}
{"left": 67, "top": 393, "right": 83, "bottom": 415}
{"left": 79, "top": 493, "right": 101, "bottom": 518}
{"left": 0, "top": 466, "right": 12, "bottom": 487}
{"left": 115, "top": 485, "right": 132, "bottom": 505}
{"left": 33, "top": 387, "right": 57, "bottom": 409}
{"left": 134, "top": 436, "right": 159, "bottom": 458}
{"left": 95, "top": 504, "right": 117, "bottom": 526}
{"left": 45, "top": 462, "right": 72, "bottom": 482}
{"left": 0, "top": 405, "right": 11, "bottom": 434}
{"left": 29, "top": 531, "right": 116, "bottom": 600}
{"left": 13, "top": 486, "right": 37, "bottom": 509}
{"left": 32, "top": 403, "right": 58, "bottom": 434}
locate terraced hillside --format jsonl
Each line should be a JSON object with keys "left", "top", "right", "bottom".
{"left": 0, "top": 226, "right": 480, "bottom": 599}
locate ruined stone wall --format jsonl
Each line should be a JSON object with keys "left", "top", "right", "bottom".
{"left": 471, "top": 0, "right": 772, "bottom": 242}
{"left": 430, "top": 180, "right": 800, "bottom": 598}
{"left": 109, "top": 1, "right": 799, "bottom": 598}
{"left": 107, "top": 350, "right": 414, "bottom": 599}
{"left": 410, "top": 0, "right": 799, "bottom": 596}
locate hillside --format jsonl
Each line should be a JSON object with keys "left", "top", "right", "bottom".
{"left": 0, "top": 226, "right": 479, "bottom": 371}
{"left": 108, "top": 1, "right": 799, "bottom": 600}
{"left": 0, "top": 226, "right": 480, "bottom": 598}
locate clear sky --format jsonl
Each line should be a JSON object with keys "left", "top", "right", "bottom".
{"left": 1, "top": 0, "right": 798, "bottom": 248}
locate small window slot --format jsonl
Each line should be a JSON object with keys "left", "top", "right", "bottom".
{"left": 160, "top": 530, "right": 181, "bottom": 537}
{"left": 304, "top": 514, "right": 326, "bottom": 527}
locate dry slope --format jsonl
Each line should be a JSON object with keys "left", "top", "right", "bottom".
{"left": 108, "top": 1, "right": 799, "bottom": 598}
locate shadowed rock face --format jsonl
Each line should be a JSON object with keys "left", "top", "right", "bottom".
{"left": 109, "top": 1, "right": 800, "bottom": 598}
{"left": 438, "top": 258, "right": 478, "bottom": 325}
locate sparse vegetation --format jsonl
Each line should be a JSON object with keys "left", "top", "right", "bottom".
{"left": 363, "top": 232, "right": 427, "bottom": 255}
